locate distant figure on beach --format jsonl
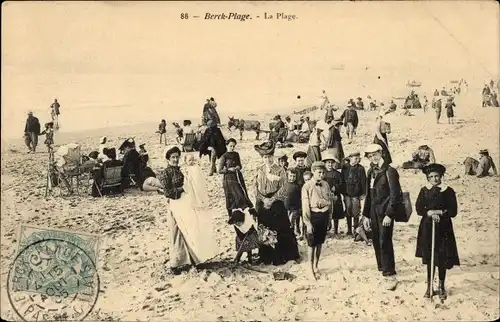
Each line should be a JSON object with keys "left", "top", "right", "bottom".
{"left": 157, "top": 119, "right": 167, "bottom": 145}
{"left": 50, "top": 99, "right": 61, "bottom": 129}
{"left": 40, "top": 122, "right": 55, "bottom": 152}
{"left": 445, "top": 97, "right": 456, "bottom": 124}
{"left": 325, "top": 119, "right": 345, "bottom": 167}
{"left": 433, "top": 98, "right": 442, "bottom": 124}
{"left": 319, "top": 90, "right": 330, "bottom": 110}
{"left": 306, "top": 122, "right": 326, "bottom": 167}
{"left": 340, "top": 102, "right": 359, "bottom": 143}
{"left": 402, "top": 141, "right": 436, "bottom": 169}
{"left": 463, "top": 149, "right": 498, "bottom": 177}
{"left": 356, "top": 97, "right": 364, "bottom": 110}
{"left": 24, "top": 111, "right": 41, "bottom": 153}
{"left": 200, "top": 97, "right": 226, "bottom": 176}
{"left": 323, "top": 104, "right": 335, "bottom": 123}
{"left": 423, "top": 96, "right": 429, "bottom": 113}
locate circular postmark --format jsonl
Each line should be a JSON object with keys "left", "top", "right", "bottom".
{"left": 7, "top": 238, "right": 100, "bottom": 321}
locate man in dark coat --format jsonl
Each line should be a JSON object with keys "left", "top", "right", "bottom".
{"left": 362, "top": 144, "right": 403, "bottom": 290}
{"left": 24, "top": 111, "right": 41, "bottom": 153}
{"left": 340, "top": 102, "right": 359, "bottom": 142}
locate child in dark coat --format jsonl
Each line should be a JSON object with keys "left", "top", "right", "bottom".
{"left": 415, "top": 163, "right": 459, "bottom": 300}
{"left": 322, "top": 152, "right": 345, "bottom": 237}
{"left": 342, "top": 152, "right": 367, "bottom": 236}
{"left": 284, "top": 168, "right": 302, "bottom": 237}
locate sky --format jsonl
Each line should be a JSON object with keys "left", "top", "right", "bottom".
{"left": 1, "top": 1, "right": 499, "bottom": 136}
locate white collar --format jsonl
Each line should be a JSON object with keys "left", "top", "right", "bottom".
{"left": 425, "top": 183, "right": 449, "bottom": 191}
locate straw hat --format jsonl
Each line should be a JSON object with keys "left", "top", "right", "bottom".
{"left": 321, "top": 151, "right": 339, "bottom": 163}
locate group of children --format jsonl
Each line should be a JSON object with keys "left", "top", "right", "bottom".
{"left": 280, "top": 149, "right": 372, "bottom": 246}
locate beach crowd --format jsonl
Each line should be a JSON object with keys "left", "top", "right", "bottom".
{"left": 23, "top": 79, "right": 499, "bottom": 300}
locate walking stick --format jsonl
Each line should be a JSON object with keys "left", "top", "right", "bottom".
{"left": 430, "top": 219, "right": 436, "bottom": 302}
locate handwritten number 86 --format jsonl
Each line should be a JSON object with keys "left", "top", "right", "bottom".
{"left": 181, "top": 13, "right": 189, "bottom": 19}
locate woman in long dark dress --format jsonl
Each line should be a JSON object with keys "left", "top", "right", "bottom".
{"left": 219, "top": 138, "right": 253, "bottom": 216}
{"left": 415, "top": 163, "right": 460, "bottom": 300}
{"left": 254, "top": 141, "right": 300, "bottom": 265}
{"left": 219, "top": 138, "right": 256, "bottom": 263}
{"left": 373, "top": 115, "right": 392, "bottom": 165}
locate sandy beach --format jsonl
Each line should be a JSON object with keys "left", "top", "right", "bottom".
{"left": 1, "top": 88, "right": 499, "bottom": 321}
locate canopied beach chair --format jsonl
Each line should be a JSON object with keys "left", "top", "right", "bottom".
{"left": 182, "top": 133, "right": 197, "bottom": 152}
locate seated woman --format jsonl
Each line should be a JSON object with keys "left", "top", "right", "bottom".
{"left": 91, "top": 148, "right": 124, "bottom": 197}
{"left": 464, "top": 149, "right": 498, "bottom": 177}
{"left": 121, "top": 139, "right": 141, "bottom": 187}
{"left": 402, "top": 141, "right": 436, "bottom": 169}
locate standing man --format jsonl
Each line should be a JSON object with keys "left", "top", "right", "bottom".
{"left": 24, "top": 111, "right": 41, "bottom": 153}
{"left": 362, "top": 144, "right": 402, "bottom": 290}
{"left": 51, "top": 99, "right": 61, "bottom": 129}
{"left": 340, "top": 101, "right": 359, "bottom": 143}
{"left": 200, "top": 97, "right": 226, "bottom": 176}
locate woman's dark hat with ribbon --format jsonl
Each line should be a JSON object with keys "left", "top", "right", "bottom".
{"left": 254, "top": 140, "right": 275, "bottom": 156}
{"left": 422, "top": 163, "right": 446, "bottom": 176}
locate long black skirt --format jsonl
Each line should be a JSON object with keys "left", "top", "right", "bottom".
{"left": 224, "top": 171, "right": 253, "bottom": 211}
{"left": 415, "top": 216, "right": 460, "bottom": 269}
{"left": 256, "top": 200, "right": 300, "bottom": 265}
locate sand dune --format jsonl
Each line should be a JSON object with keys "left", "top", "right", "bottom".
{"left": 1, "top": 90, "right": 498, "bottom": 321}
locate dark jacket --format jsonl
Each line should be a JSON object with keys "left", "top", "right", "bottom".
{"left": 25, "top": 116, "right": 41, "bottom": 134}
{"left": 340, "top": 109, "right": 359, "bottom": 128}
{"left": 284, "top": 182, "right": 301, "bottom": 211}
{"left": 122, "top": 149, "right": 141, "bottom": 178}
{"left": 342, "top": 163, "right": 367, "bottom": 197}
{"left": 362, "top": 164, "right": 403, "bottom": 220}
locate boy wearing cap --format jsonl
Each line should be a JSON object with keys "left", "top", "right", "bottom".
{"left": 302, "top": 161, "right": 332, "bottom": 280}
{"left": 362, "top": 144, "right": 402, "bottom": 290}
{"left": 292, "top": 151, "right": 310, "bottom": 187}
{"left": 342, "top": 152, "right": 367, "bottom": 235}
{"left": 322, "top": 152, "right": 346, "bottom": 236}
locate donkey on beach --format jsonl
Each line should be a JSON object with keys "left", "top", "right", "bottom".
{"left": 227, "top": 117, "right": 261, "bottom": 141}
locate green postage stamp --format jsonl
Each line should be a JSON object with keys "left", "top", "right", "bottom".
{"left": 7, "top": 225, "right": 101, "bottom": 321}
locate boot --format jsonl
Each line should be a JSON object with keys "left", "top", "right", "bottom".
{"left": 346, "top": 218, "right": 353, "bottom": 236}
{"left": 439, "top": 280, "right": 447, "bottom": 300}
{"left": 424, "top": 279, "right": 431, "bottom": 298}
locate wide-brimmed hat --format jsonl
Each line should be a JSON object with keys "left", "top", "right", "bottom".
{"left": 333, "top": 119, "right": 344, "bottom": 127}
{"left": 422, "top": 163, "right": 446, "bottom": 176}
{"left": 165, "top": 145, "right": 181, "bottom": 159}
{"left": 311, "top": 161, "right": 326, "bottom": 171}
{"left": 347, "top": 151, "right": 361, "bottom": 158}
{"left": 254, "top": 140, "right": 275, "bottom": 156}
{"left": 45, "top": 122, "right": 54, "bottom": 128}
{"left": 321, "top": 151, "right": 339, "bottom": 163}
{"left": 364, "top": 144, "right": 382, "bottom": 156}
